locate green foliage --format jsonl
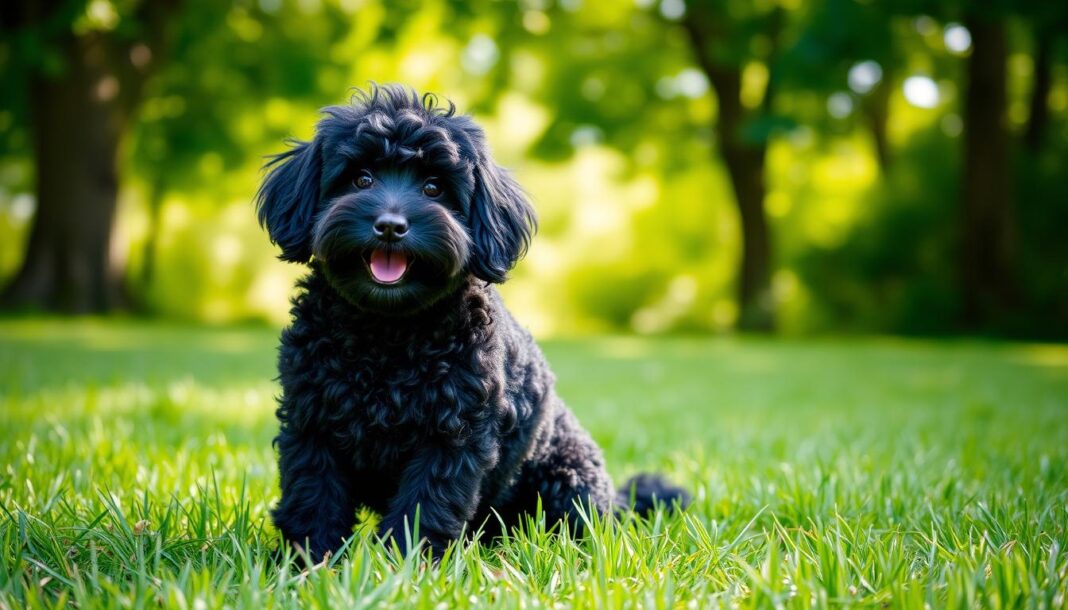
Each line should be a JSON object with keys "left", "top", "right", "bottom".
{"left": 1013, "top": 139, "right": 1068, "bottom": 338}
{"left": 1, "top": 0, "right": 1066, "bottom": 335}
{"left": 797, "top": 128, "right": 961, "bottom": 334}
{"left": 2, "top": 320, "right": 1068, "bottom": 607}
{"left": 799, "top": 118, "right": 1068, "bottom": 339}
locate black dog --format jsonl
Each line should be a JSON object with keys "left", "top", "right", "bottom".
{"left": 257, "top": 85, "right": 688, "bottom": 559}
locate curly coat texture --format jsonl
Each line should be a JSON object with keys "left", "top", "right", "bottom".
{"left": 259, "top": 85, "right": 688, "bottom": 559}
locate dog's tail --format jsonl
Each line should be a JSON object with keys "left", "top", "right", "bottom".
{"left": 615, "top": 473, "right": 691, "bottom": 516}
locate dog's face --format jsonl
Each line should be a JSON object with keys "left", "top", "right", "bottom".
{"left": 256, "top": 86, "right": 536, "bottom": 314}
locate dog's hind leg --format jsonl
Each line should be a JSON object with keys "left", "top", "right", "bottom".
{"left": 505, "top": 408, "right": 617, "bottom": 535}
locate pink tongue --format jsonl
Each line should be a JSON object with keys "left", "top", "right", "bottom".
{"left": 369, "top": 249, "right": 408, "bottom": 283}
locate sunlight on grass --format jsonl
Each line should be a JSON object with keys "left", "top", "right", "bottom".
{"left": 1008, "top": 343, "right": 1068, "bottom": 368}
{"left": 1, "top": 320, "right": 1066, "bottom": 608}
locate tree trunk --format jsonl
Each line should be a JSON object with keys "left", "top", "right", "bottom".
{"left": 2, "top": 35, "right": 127, "bottom": 313}
{"left": 727, "top": 145, "right": 774, "bottom": 332}
{"left": 682, "top": 18, "right": 776, "bottom": 332}
{"left": 1024, "top": 31, "right": 1052, "bottom": 152}
{"left": 712, "top": 71, "right": 774, "bottom": 332}
{"left": 959, "top": 18, "right": 1017, "bottom": 328}
{"left": 1, "top": 0, "right": 178, "bottom": 313}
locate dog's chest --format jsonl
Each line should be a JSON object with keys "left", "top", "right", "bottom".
{"left": 312, "top": 333, "right": 480, "bottom": 470}
{"left": 279, "top": 277, "right": 499, "bottom": 473}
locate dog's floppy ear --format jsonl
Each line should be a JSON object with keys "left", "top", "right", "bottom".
{"left": 468, "top": 153, "right": 537, "bottom": 283}
{"left": 256, "top": 138, "right": 322, "bottom": 263}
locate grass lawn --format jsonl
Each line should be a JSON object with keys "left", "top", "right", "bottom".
{"left": 1, "top": 319, "right": 1066, "bottom": 608}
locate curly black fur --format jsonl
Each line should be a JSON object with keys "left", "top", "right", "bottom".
{"left": 258, "top": 85, "right": 688, "bottom": 559}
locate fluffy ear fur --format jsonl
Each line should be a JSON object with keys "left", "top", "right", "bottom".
{"left": 468, "top": 156, "right": 537, "bottom": 283}
{"left": 256, "top": 139, "right": 322, "bottom": 263}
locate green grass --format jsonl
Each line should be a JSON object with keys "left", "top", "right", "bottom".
{"left": 1, "top": 319, "right": 1066, "bottom": 609}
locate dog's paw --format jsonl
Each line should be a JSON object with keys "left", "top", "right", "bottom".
{"left": 376, "top": 517, "right": 410, "bottom": 554}
{"left": 377, "top": 518, "right": 450, "bottom": 561}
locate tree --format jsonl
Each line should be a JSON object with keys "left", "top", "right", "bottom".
{"left": 679, "top": 2, "right": 789, "bottom": 332}
{"left": 125, "top": 0, "right": 358, "bottom": 303}
{"left": 782, "top": 0, "right": 900, "bottom": 172}
{"left": 0, "top": 0, "right": 180, "bottom": 312}
{"left": 1, "top": 0, "right": 363, "bottom": 312}
{"left": 485, "top": 1, "right": 807, "bottom": 332}
{"left": 957, "top": 14, "right": 1017, "bottom": 327}
{"left": 1022, "top": 4, "right": 1066, "bottom": 153}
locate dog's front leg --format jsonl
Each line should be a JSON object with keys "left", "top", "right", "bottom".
{"left": 272, "top": 432, "right": 356, "bottom": 562}
{"left": 378, "top": 436, "right": 496, "bottom": 557}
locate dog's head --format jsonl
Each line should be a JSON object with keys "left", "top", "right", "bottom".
{"left": 256, "top": 85, "right": 536, "bottom": 314}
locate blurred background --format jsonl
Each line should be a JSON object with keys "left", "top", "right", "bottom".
{"left": 1, "top": 0, "right": 1066, "bottom": 339}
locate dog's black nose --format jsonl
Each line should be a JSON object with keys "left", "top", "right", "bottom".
{"left": 373, "top": 213, "right": 409, "bottom": 241}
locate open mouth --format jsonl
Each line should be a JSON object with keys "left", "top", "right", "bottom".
{"left": 364, "top": 248, "right": 410, "bottom": 285}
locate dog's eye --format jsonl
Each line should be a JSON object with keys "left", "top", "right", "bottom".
{"left": 422, "top": 180, "right": 442, "bottom": 198}
{"left": 354, "top": 173, "right": 374, "bottom": 189}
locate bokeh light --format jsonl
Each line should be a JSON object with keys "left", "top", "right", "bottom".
{"left": 903, "top": 76, "right": 940, "bottom": 108}
{"left": 943, "top": 23, "right": 972, "bottom": 54}
{"left": 847, "top": 61, "right": 883, "bottom": 95}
